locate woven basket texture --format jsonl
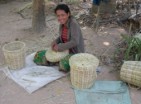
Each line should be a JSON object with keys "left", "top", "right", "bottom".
{"left": 2, "top": 41, "right": 26, "bottom": 70}
{"left": 120, "top": 61, "right": 141, "bottom": 87}
{"left": 69, "top": 53, "right": 99, "bottom": 89}
{"left": 45, "top": 48, "right": 69, "bottom": 62}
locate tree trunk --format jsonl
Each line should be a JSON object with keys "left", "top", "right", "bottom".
{"left": 32, "top": 0, "right": 46, "bottom": 33}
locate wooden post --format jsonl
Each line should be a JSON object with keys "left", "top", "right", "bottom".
{"left": 32, "top": 0, "right": 46, "bottom": 33}
{"left": 95, "top": 6, "right": 100, "bottom": 33}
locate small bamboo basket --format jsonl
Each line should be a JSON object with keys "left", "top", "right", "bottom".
{"left": 2, "top": 41, "right": 26, "bottom": 70}
{"left": 45, "top": 48, "right": 69, "bottom": 62}
{"left": 120, "top": 61, "right": 141, "bottom": 87}
{"left": 69, "top": 53, "right": 99, "bottom": 89}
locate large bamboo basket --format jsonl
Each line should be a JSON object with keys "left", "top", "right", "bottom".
{"left": 2, "top": 41, "right": 26, "bottom": 70}
{"left": 45, "top": 48, "right": 69, "bottom": 62}
{"left": 120, "top": 61, "right": 141, "bottom": 87}
{"left": 69, "top": 53, "right": 99, "bottom": 89}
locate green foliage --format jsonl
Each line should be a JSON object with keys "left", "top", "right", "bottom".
{"left": 114, "top": 34, "right": 141, "bottom": 69}
{"left": 121, "top": 34, "right": 141, "bottom": 61}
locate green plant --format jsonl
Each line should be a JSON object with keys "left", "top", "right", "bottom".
{"left": 122, "top": 34, "right": 141, "bottom": 61}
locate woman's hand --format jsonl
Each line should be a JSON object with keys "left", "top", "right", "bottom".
{"left": 52, "top": 44, "right": 58, "bottom": 52}
{"left": 51, "top": 40, "right": 57, "bottom": 49}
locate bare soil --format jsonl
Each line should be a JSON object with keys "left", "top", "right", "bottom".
{"left": 0, "top": 1, "right": 141, "bottom": 104}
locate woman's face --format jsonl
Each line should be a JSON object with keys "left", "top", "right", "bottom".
{"left": 56, "top": 10, "right": 70, "bottom": 25}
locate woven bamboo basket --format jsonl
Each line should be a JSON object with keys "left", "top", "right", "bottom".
{"left": 120, "top": 61, "right": 141, "bottom": 87}
{"left": 45, "top": 48, "right": 69, "bottom": 62}
{"left": 2, "top": 41, "right": 26, "bottom": 70}
{"left": 69, "top": 53, "right": 99, "bottom": 89}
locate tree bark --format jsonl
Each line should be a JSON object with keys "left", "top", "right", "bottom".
{"left": 32, "top": 0, "right": 46, "bottom": 33}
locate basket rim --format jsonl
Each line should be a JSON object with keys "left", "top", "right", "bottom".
{"left": 2, "top": 41, "right": 25, "bottom": 52}
{"left": 45, "top": 47, "right": 69, "bottom": 62}
{"left": 69, "top": 53, "right": 99, "bottom": 61}
{"left": 69, "top": 53, "right": 99, "bottom": 67}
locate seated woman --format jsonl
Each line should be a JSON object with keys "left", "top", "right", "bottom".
{"left": 52, "top": 4, "right": 85, "bottom": 54}
{"left": 34, "top": 4, "right": 85, "bottom": 72}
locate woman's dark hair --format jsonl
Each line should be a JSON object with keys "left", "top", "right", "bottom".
{"left": 54, "top": 4, "right": 71, "bottom": 15}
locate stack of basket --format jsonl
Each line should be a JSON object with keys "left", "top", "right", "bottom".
{"left": 45, "top": 48, "right": 69, "bottom": 62}
{"left": 120, "top": 61, "right": 141, "bottom": 87}
{"left": 69, "top": 53, "right": 99, "bottom": 89}
{"left": 2, "top": 41, "right": 26, "bottom": 70}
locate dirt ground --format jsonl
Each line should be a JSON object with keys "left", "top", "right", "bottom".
{"left": 0, "top": 1, "right": 141, "bottom": 104}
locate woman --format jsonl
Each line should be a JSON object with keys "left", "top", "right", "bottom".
{"left": 52, "top": 4, "right": 85, "bottom": 54}
{"left": 34, "top": 4, "right": 85, "bottom": 72}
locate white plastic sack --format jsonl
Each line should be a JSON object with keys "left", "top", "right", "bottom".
{"left": 3, "top": 53, "right": 66, "bottom": 93}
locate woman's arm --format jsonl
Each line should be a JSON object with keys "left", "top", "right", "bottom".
{"left": 51, "top": 36, "right": 60, "bottom": 49}
{"left": 57, "top": 22, "right": 80, "bottom": 51}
